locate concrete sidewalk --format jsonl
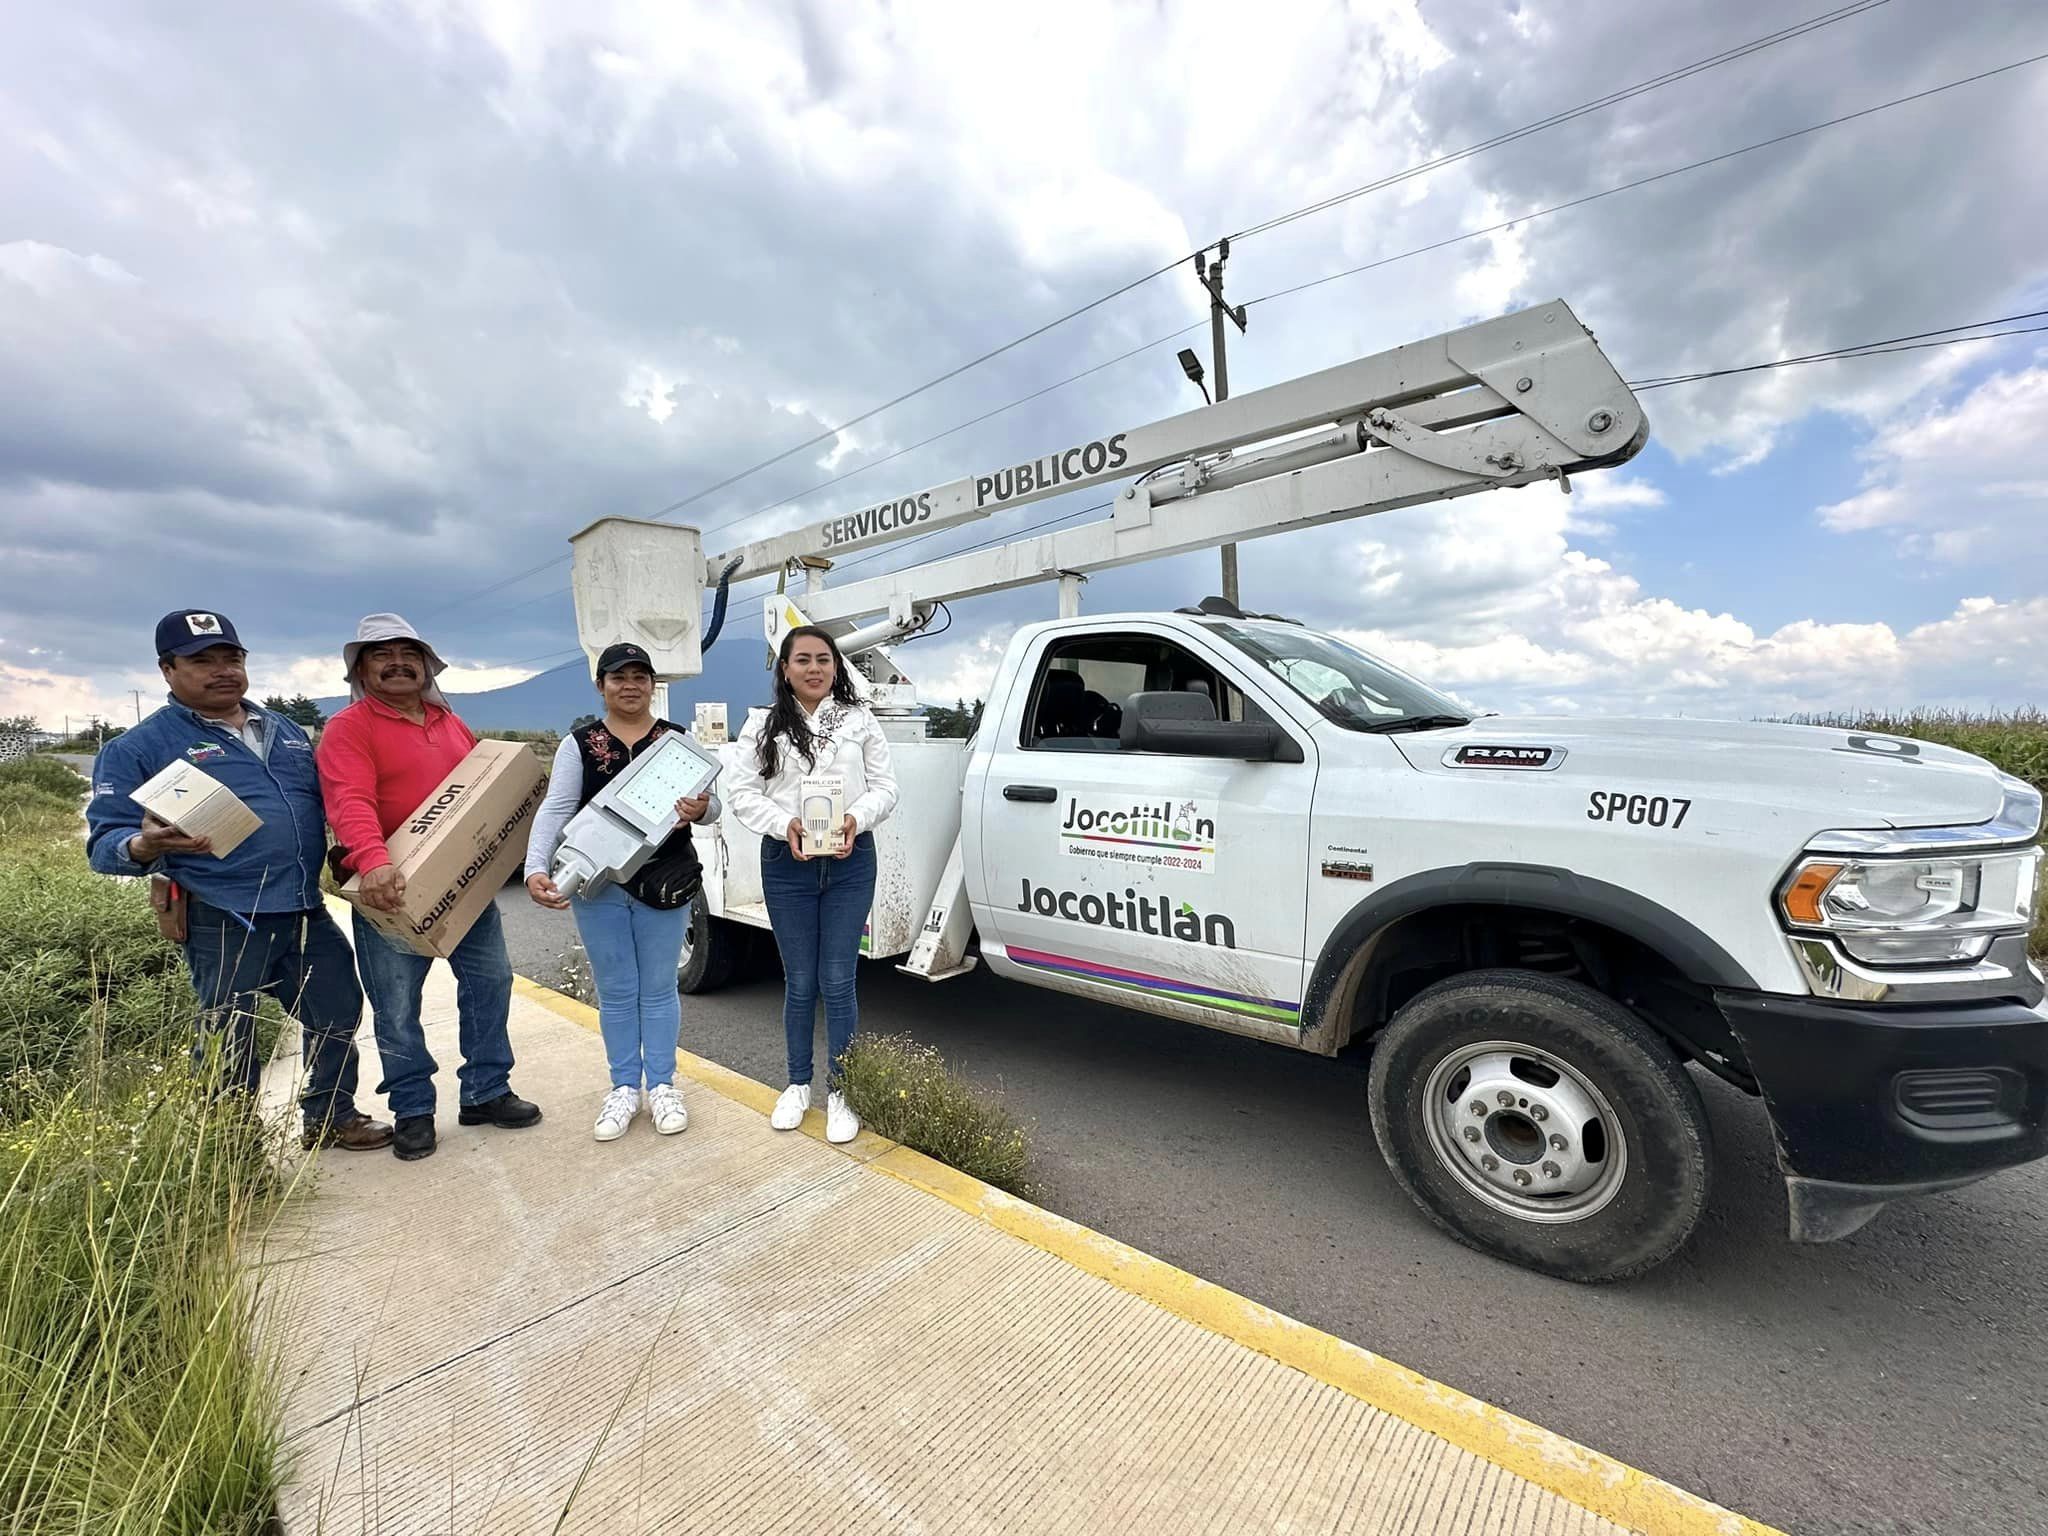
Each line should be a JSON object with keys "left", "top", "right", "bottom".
{"left": 261, "top": 948, "right": 1773, "bottom": 1535}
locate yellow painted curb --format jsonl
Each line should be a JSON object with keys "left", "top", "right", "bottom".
{"left": 495, "top": 954, "right": 1779, "bottom": 1536}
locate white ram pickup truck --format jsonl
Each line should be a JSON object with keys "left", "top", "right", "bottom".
{"left": 684, "top": 605, "right": 2046, "bottom": 1282}
{"left": 570, "top": 297, "right": 2043, "bottom": 1282}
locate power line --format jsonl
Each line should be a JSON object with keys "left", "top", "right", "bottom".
{"left": 668, "top": 0, "right": 1889, "bottom": 547}
{"left": 446, "top": 294, "right": 2047, "bottom": 657}
{"left": 665, "top": 45, "right": 2048, "bottom": 563}
{"left": 1228, "top": 0, "right": 1892, "bottom": 243}
{"left": 417, "top": 261, "right": 1191, "bottom": 620}
{"left": 419, "top": 2, "right": 1889, "bottom": 620}
{"left": 1632, "top": 321, "right": 2048, "bottom": 390}
{"left": 479, "top": 316, "right": 2044, "bottom": 680}
{"left": 688, "top": 327, "right": 1203, "bottom": 547}
{"left": 645, "top": 0, "right": 1891, "bottom": 545}
{"left": 684, "top": 44, "right": 2048, "bottom": 558}
{"left": 1239, "top": 50, "right": 2048, "bottom": 313}
{"left": 426, "top": 319, "right": 1213, "bottom": 641}
{"left": 1627, "top": 309, "right": 2048, "bottom": 385}
{"left": 433, "top": 50, "right": 2048, "bottom": 660}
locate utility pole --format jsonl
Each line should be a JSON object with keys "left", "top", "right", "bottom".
{"left": 130, "top": 690, "right": 143, "bottom": 724}
{"left": 1194, "top": 240, "right": 1248, "bottom": 607}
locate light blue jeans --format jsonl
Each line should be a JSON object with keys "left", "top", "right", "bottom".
{"left": 351, "top": 901, "right": 514, "bottom": 1120}
{"left": 572, "top": 883, "right": 686, "bottom": 1089}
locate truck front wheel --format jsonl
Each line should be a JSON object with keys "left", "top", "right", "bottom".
{"left": 1367, "top": 969, "right": 1711, "bottom": 1282}
{"left": 677, "top": 896, "right": 741, "bottom": 994}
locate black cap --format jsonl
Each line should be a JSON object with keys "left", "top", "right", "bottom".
{"left": 595, "top": 641, "right": 655, "bottom": 678}
{"left": 155, "top": 609, "right": 243, "bottom": 659}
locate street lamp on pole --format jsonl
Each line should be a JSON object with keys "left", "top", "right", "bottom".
{"left": 1192, "top": 241, "right": 1248, "bottom": 607}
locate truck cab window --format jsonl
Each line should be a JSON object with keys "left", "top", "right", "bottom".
{"left": 1200, "top": 620, "right": 1468, "bottom": 733}
{"left": 1023, "top": 633, "right": 1269, "bottom": 751}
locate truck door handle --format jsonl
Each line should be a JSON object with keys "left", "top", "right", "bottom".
{"left": 1003, "top": 784, "right": 1058, "bottom": 803}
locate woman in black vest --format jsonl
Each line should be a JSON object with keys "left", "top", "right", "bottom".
{"left": 525, "top": 643, "right": 718, "bottom": 1142}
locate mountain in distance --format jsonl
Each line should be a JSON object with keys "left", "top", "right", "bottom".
{"left": 314, "top": 633, "right": 775, "bottom": 731}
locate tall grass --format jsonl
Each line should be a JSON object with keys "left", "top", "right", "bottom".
{"left": 1, "top": 1070, "right": 288, "bottom": 1533}
{"left": 1777, "top": 707, "right": 2048, "bottom": 789}
{"left": 0, "top": 760, "right": 290, "bottom": 1534}
{"left": 837, "top": 1033, "right": 1034, "bottom": 1196}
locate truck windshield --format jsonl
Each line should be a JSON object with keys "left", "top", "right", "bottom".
{"left": 1201, "top": 622, "right": 1470, "bottom": 734}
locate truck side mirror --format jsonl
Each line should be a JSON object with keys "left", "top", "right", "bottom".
{"left": 1117, "top": 691, "right": 1301, "bottom": 762}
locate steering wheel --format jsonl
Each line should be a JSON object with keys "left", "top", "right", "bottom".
{"left": 1325, "top": 685, "right": 1372, "bottom": 714}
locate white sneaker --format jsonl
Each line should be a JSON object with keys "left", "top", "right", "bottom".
{"left": 594, "top": 1085, "right": 640, "bottom": 1142}
{"left": 648, "top": 1083, "right": 688, "bottom": 1136}
{"left": 826, "top": 1091, "right": 859, "bottom": 1145}
{"left": 770, "top": 1082, "right": 811, "bottom": 1131}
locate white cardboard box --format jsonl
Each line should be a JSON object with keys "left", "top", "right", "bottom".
{"left": 798, "top": 772, "right": 846, "bottom": 857}
{"left": 130, "top": 760, "right": 263, "bottom": 858}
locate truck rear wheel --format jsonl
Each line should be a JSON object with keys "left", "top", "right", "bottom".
{"left": 1367, "top": 969, "right": 1711, "bottom": 1282}
{"left": 678, "top": 896, "right": 741, "bottom": 994}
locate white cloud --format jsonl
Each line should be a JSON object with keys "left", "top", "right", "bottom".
{"left": 1816, "top": 362, "right": 2048, "bottom": 561}
{"left": 1328, "top": 540, "right": 2040, "bottom": 719}
{"left": 892, "top": 626, "right": 1017, "bottom": 711}
{"left": 0, "top": 661, "right": 154, "bottom": 731}
{"left": 256, "top": 653, "right": 542, "bottom": 703}
{"left": 2, "top": 0, "right": 2045, "bottom": 728}
{"left": 1571, "top": 473, "right": 1665, "bottom": 510}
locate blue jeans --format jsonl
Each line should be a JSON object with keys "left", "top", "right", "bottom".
{"left": 182, "top": 902, "right": 364, "bottom": 1129}
{"left": 350, "top": 901, "right": 515, "bottom": 1119}
{"left": 571, "top": 883, "right": 686, "bottom": 1090}
{"left": 759, "top": 832, "right": 876, "bottom": 1087}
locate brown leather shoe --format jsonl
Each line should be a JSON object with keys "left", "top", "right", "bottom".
{"left": 302, "top": 1112, "right": 396, "bottom": 1152}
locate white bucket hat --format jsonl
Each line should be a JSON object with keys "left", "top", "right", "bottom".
{"left": 343, "top": 613, "right": 452, "bottom": 706}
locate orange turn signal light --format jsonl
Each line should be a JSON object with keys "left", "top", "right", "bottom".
{"left": 1782, "top": 862, "right": 1845, "bottom": 926}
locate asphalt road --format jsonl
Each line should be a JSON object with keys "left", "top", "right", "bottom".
{"left": 500, "top": 886, "right": 2041, "bottom": 1536}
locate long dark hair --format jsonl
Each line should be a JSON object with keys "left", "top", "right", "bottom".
{"left": 759, "top": 625, "right": 861, "bottom": 778}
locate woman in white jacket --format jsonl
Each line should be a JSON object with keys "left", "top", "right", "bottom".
{"left": 723, "top": 626, "right": 898, "bottom": 1143}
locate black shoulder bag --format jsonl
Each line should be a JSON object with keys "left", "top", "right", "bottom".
{"left": 626, "top": 827, "right": 703, "bottom": 911}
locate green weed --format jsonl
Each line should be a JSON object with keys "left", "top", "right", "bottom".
{"left": 0, "top": 756, "right": 291, "bottom": 1533}
{"left": 837, "top": 1032, "right": 1035, "bottom": 1196}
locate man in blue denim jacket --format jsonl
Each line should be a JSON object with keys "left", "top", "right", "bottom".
{"left": 84, "top": 609, "right": 392, "bottom": 1151}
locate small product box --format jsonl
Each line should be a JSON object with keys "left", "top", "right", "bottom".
{"left": 692, "top": 701, "right": 729, "bottom": 745}
{"left": 340, "top": 740, "right": 548, "bottom": 958}
{"left": 798, "top": 773, "right": 846, "bottom": 857}
{"left": 130, "top": 760, "right": 263, "bottom": 858}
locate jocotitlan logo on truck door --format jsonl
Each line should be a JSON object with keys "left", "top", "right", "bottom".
{"left": 1059, "top": 796, "right": 1217, "bottom": 873}
{"left": 1016, "top": 878, "right": 1236, "bottom": 948}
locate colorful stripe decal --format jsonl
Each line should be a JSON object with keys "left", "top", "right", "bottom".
{"left": 1007, "top": 946, "right": 1300, "bottom": 1025}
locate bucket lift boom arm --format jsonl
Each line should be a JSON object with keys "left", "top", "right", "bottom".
{"left": 704, "top": 298, "right": 1646, "bottom": 635}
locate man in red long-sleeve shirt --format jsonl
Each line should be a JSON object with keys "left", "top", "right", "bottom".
{"left": 317, "top": 613, "right": 542, "bottom": 1162}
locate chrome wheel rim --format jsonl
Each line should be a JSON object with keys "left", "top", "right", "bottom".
{"left": 1420, "top": 1039, "right": 1629, "bottom": 1223}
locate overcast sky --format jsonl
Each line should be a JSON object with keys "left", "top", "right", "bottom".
{"left": 4, "top": 0, "right": 2045, "bottom": 728}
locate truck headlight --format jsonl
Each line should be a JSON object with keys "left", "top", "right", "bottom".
{"left": 1779, "top": 847, "right": 2041, "bottom": 967}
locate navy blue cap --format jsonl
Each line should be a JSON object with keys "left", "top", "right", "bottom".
{"left": 155, "top": 609, "right": 243, "bottom": 658}
{"left": 596, "top": 641, "right": 654, "bottom": 678}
